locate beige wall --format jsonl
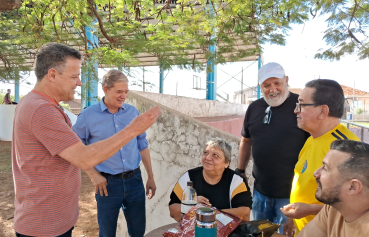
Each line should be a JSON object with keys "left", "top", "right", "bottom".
{"left": 0, "top": 105, "right": 16, "bottom": 141}
{"left": 132, "top": 91, "right": 248, "bottom": 117}
{"left": 116, "top": 92, "right": 254, "bottom": 236}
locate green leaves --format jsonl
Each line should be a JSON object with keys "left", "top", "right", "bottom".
{"left": 2, "top": 0, "right": 366, "bottom": 82}
{"left": 314, "top": 0, "right": 369, "bottom": 61}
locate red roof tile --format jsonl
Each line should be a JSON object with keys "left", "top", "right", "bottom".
{"left": 341, "top": 85, "right": 369, "bottom": 96}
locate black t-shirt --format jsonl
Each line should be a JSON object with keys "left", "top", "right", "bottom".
{"left": 169, "top": 167, "right": 252, "bottom": 209}
{"left": 241, "top": 92, "right": 310, "bottom": 198}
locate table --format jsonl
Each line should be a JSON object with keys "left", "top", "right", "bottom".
{"left": 144, "top": 223, "right": 285, "bottom": 237}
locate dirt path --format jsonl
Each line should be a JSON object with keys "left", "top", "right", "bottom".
{"left": 0, "top": 141, "right": 99, "bottom": 237}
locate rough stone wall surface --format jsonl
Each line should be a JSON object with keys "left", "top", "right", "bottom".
{"left": 132, "top": 90, "right": 248, "bottom": 117}
{"left": 116, "top": 92, "right": 254, "bottom": 236}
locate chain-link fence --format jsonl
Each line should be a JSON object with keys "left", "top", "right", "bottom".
{"left": 341, "top": 120, "right": 369, "bottom": 143}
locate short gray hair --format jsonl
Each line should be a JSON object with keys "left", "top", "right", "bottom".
{"left": 102, "top": 69, "right": 129, "bottom": 88}
{"left": 205, "top": 138, "right": 232, "bottom": 163}
{"left": 34, "top": 43, "right": 82, "bottom": 81}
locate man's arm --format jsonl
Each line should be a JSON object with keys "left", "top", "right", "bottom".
{"left": 59, "top": 106, "right": 161, "bottom": 171}
{"left": 283, "top": 218, "right": 295, "bottom": 237}
{"left": 281, "top": 203, "right": 324, "bottom": 219}
{"left": 237, "top": 137, "right": 252, "bottom": 179}
{"left": 140, "top": 147, "right": 156, "bottom": 199}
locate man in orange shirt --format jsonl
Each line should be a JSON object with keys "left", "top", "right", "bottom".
{"left": 297, "top": 140, "right": 369, "bottom": 237}
{"left": 12, "top": 43, "right": 160, "bottom": 237}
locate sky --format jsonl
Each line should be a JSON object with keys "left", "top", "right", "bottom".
{"left": 1, "top": 16, "right": 368, "bottom": 102}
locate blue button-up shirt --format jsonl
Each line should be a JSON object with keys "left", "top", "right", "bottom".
{"left": 72, "top": 99, "right": 148, "bottom": 174}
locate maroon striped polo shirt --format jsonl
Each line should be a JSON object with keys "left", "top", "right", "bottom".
{"left": 12, "top": 90, "right": 81, "bottom": 236}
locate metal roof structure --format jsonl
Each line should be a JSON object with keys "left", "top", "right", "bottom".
{"left": 0, "top": 2, "right": 261, "bottom": 71}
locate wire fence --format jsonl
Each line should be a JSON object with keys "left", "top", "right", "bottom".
{"left": 341, "top": 120, "right": 369, "bottom": 143}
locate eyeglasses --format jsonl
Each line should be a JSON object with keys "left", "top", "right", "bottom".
{"left": 263, "top": 106, "right": 272, "bottom": 124}
{"left": 295, "top": 103, "right": 321, "bottom": 112}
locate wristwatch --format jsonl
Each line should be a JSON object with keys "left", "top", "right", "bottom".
{"left": 235, "top": 168, "right": 245, "bottom": 174}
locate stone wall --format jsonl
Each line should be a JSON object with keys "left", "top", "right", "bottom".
{"left": 132, "top": 91, "right": 248, "bottom": 117}
{"left": 116, "top": 92, "right": 254, "bottom": 236}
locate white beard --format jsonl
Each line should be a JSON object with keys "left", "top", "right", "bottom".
{"left": 263, "top": 90, "right": 289, "bottom": 107}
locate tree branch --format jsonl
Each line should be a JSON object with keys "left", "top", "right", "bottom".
{"left": 87, "top": 0, "right": 116, "bottom": 44}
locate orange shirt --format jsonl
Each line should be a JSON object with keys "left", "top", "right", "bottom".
{"left": 299, "top": 205, "right": 369, "bottom": 236}
{"left": 12, "top": 90, "right": 81, "bottom": 236}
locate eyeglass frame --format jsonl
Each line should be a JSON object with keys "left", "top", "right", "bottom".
{"left": 263, "top": 106, "right": 272, "bottom": 124}
{"left": 295, "top": 103, "right": 322, "bottom": 112}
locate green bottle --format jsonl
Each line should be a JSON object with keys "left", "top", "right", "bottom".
{"left": 195, "top": 207, "right": 217, "bottom": 237}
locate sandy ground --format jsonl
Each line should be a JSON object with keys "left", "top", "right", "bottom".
{"left": 0, "top": 141, "right": 99, "bottom": 237}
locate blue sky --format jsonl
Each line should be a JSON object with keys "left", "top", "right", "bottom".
{"left": 1, "top": 16, "right": 368, "bottom": 101}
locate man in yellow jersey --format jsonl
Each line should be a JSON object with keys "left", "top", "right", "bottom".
{"left": 280, "top": 79, "right": 360, "bottom": 236}
{"left": 297, "top": 140, "right": 369, "bottom": 237}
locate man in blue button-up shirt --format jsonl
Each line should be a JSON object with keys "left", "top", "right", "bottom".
{"left": 73, "top": 69, "right": 156, "bottom": 237}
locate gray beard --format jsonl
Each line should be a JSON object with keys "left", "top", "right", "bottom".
{"left": 263, "top": 91, "right": 289, "bottom": 107}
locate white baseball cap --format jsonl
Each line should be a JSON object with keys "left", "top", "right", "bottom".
{"left": 258, "top": 62, "right": 285, "bottom": 85}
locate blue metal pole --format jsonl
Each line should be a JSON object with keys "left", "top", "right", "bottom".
{"left": 159, "top": 67, "right": 164, "bottom": 94}
{"left": 257, "top": 56, "right": 262, "bottom": 99}
{"left": 81, "top": 71, "right": 87, "bottom": 110}
{"left": 206, "top": 4, "right": 216, "bottom": 101}
{"left": 82, "top": 23, "right": 99, "bottom": 108}
{"left": 206, "top": 46, "right": 216, "bottom": 100}
{"left": 14, "top": 70, "right": 19, "bottom": 102}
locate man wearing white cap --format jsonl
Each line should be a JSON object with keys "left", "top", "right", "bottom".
{"left": 236, "top": 62, "right": 309, "bottom": 234}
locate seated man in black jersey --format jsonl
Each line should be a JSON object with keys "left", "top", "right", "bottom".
{"left": 169, "top": 138, "right": 252, "bottom": 222}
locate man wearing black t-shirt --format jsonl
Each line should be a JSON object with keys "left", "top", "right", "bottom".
{"left": 237, "top": 62, "right": 309, "bottom": 234}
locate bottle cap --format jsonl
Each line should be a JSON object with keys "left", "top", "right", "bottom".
{"left": 187, "top": 181, "right": 193, "bottom": 186}
{"left": 196, "top": 207, "right": 216, "bottom": 222}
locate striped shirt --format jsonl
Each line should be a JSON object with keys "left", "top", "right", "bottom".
{"left": 12, "top": 90, "right": 81, "bottom": 236}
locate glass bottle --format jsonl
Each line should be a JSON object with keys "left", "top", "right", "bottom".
{"left": 181, "top": 181, "right": 198, "bottom": 215}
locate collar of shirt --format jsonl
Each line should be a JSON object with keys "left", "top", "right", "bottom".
{"left": 99, "top": 96, "right": 126, "bottom": 113}
{"left": 32, "top": 90, "right": 58, "bottom": 106}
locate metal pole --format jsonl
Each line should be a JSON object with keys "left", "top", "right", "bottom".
{"left": 206, "top": 46, "right": 216, "bottom": 100}
{"left": 143, "top": 66, "right": 145, "bottom": 92}
{"left": 361, "top": 127, "right": 364, "bottom": 141}
{"left": 81, "top": 7, "right": 99, "bottom": 108}
{"left": 257, "top": 56, "right": 262, "bottom": 99}
{"left": 353, "top": 80, "right": 355, "bottom": 121}
{"left": 241, "top": 67, "right": 243, "bottom": 104}
{"left": 14, "top": 70, "right": 20, "bottom": 102}
{"left": 206, "top": 3, "right": 216, "bottom": 101}
{"left": 159, "top": 66, "right": 164, "bottom": 94}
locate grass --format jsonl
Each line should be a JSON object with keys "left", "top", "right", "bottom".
{"left": 0, "top": 142, "right": 12, "bottom": 172}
